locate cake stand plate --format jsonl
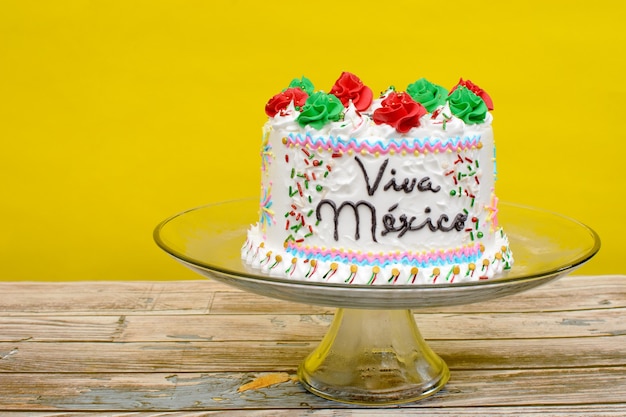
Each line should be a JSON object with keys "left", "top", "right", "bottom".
{"left": 154, "top": 198, "right": 600, "bottom": 405}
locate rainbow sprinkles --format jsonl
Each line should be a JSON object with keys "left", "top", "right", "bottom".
{"left": 242, "top": 72, "right": 513, "bottom": 285}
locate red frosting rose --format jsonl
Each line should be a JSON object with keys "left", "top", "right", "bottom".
{"left": 265, "top": 87, "right": 309, "bottom": 117}
{"left": 329, "top": 71, "right": 373, "bottom": 112}
{"left": 449, "top": 78, "right": 494, "bottom": 110}
{"left": 373, "top": 92, "right": 427, "bottom": 133}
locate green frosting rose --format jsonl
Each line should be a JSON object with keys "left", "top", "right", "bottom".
{"left": 296, "top": 92, "right": 344, "bottom": 129}
{"left": 406, "top": 78, "right": 448, "bottom": 112}
{"left": 447, "top": 86, "right": 488, "bottom": 124}
{"left": 288, "top": 76, "right": 315, "bottom": 95}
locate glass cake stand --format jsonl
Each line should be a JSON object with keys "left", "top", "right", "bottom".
{"left": 153, "top": 198, "right": 600, "bottom": 405}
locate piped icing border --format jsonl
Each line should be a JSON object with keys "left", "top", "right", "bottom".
{"left": 242, "top": 229, "right": 513, "bottom": 285}
{"left": 285, "top": 133, "right": 482, "bottom": 155}
{"left": 285, "top": 241, "right": 483, "bottom": 267}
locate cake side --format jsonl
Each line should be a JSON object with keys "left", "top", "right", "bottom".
{"left": 242, "top": 73, "right": 513, "bottom": 285}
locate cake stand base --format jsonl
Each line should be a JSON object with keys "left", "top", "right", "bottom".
{"left": 297, "top": 308, "right": 449, "bottom": 405}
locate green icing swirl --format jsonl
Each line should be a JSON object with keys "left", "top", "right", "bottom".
{"left": 447, "top": 86, "right": 488, "bottom": 124}
{"left": 288, "top": 76, "right": 315, "bottom": 95}
{"left": 296, "top": 92, "right": 344, "bottom": 130}
{"left": 406, "top": 78, "right": 448, "bottom": 112}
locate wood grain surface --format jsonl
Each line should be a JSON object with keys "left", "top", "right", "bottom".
{"left": 1, "top": 275, "right": 625, "bottom": 415}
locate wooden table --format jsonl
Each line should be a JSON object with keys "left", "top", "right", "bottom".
{"left": 1, "top": 275, "right": 625, "bottom": 415}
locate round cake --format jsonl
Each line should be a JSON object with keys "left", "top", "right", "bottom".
{"left": 242, "top": 72, "right": 513, "bottom": 285}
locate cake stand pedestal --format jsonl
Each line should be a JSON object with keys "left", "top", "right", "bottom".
{"left": 298, "top": 308, "right": 448, "bottom": 404}
{"left": 154, "top": 198, "right": 600, "bottom": 405}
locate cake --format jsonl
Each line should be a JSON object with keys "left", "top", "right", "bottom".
{"left": 242, "top": 72, "right": 513, "bottom": 285}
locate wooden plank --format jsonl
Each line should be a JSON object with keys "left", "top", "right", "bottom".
{"left": 0, "top": 281, "right": 216, "bottom": 316}
{"left": 3, "top": 406, "right": 626, "bottom": 416}
{"left": 1, "top": 335, "right": 625, "bottom": 373}
{"left": 1, "top": 367, "right": 626, "bottom": 411}
{"left": 1, "top": 307, "right": 625, "bottom": 343}
{"left": 1, "top": 275, "right": 624, "bottom": 316}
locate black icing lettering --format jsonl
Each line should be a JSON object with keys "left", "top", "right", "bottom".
{"left": 417, "top": 177, "right": 441, "bottom": 193}
{"left": 384, "top": 169, "right": 417, "bottom": 193}
{"left": 315, "top": 158, "right": 461, "bottom": 242}
{"left": 355, "top": 156, "right": 441, "bottom": 196}
{"left": 382, "top": 206, "right": 467, "bottom": 237}
{"left": 316, "top": 199, "right": 377, "bottom": 242}
{"left": 354, "top": 156, "right": 388, "bottom": 196}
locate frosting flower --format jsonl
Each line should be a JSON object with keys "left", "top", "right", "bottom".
{"left": 449, "top": 78, "right": 494, "bottom": 110}
{"left": 447, "top": 86, "right": 488, "bottom": 124}
{"left": 288, "top": 76, "right": 315, "bottom": 95}
{"left": 372, "top": 92, "right": 427, "bottom": 133}
{"left": 329, "top": 71, "right": 373, "bottom": 112}
{"left": 265, "top": 87, "right": 309, "bottom": 117}
{"left": 296, "top": 91, "right": 344, "bottom": 129}
{"left": 406, "top": 78, "right": 448, "bottom": 112}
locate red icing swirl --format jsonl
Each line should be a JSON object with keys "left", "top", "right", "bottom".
{"left": 449, "top": 78, "right": 494, "bottom": 111}
{"left": 265, "top": 87, "right": 309, "bottom": 117}
{"left": 372, "top": 92, "right": 427, "bottom": 133}
{"left": 329, "top": 72, "right": 373, "bottom": 112}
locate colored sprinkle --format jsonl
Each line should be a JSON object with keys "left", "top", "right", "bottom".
{"left": 388, "top": 268, "right": 400, "bottom": 284}
{"left": 367, "top": 266, "right": 380, "bottom": 285}
{"left": 345, "top": 264, "right": 358, "bottom": 284}
{"left": 306, "top": 259, "right": 318, "bottom": 278}
{"left": 432, "top": 267, "right": 441, "bottom": 284}
{"left": 323, "top": 263, "right": 338, "bottom": 280}
{"left": 260, "top": 251, "right": 272, "bottom": 265}
{"left": 270, "top": 255, "right": 283, "bottom": 270}
{"left": 446, "top": 268, "right": 454, "bottom": 281}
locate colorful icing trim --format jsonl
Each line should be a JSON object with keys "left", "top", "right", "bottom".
{"left": 284, "top": 133, "right": 482, "bottom": 155}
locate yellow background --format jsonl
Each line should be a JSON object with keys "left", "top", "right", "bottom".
{"left": 0, "top": 0, "right": 623, "bottom": 281}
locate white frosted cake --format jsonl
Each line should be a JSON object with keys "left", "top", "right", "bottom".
{"left": 242, "top": 72, "right": 513, "bottom": 285}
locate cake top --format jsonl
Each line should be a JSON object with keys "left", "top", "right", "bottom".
{"left": 265, "top": 72, "right": 494, "bottom": 134}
